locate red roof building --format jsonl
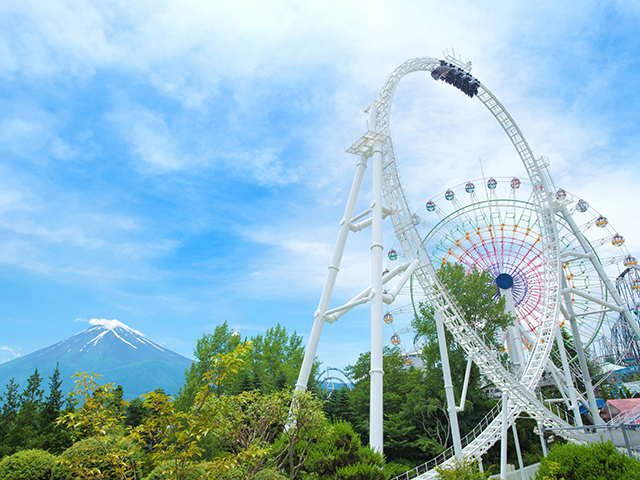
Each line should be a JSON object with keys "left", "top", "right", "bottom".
{"left": 601, "top": 398, "right": 640, "bottom": 423}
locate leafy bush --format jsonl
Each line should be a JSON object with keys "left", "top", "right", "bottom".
{"left": 53, "top": 435, "right": 142, "bottom": 479}
{"left": 302, "top": 421, "right": 384, "bottom": 479}
{"left": 0, "top": 449, "right": 58, "bottom": 480}
{"left": 534, "top": 440, "right": 640, "bottom": 480}
{"left": 382, "top": 459, "right": 414, "bottom": 478}
{"left": 334, "top": 462, "right": 385, "bottom": 480}
{"left": 254, "top": 469, "right": 288, "bottom": 480}
{"left": 144, "top": 461, "right": 206, "bottom": 480}
{"left": 434, "top": 457, "right": 488, "bottom": 480}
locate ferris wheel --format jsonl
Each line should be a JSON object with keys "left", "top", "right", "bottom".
{"left": 295, "top": 52, "right": 639, "bottom": 478}
{"left": 406, "top": 176, "right": 637, "bottom": 364}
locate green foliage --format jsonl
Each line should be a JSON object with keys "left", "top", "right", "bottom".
{"left": 35, "top": 364, "right": 74, "bottom": 454}
{"left": 206, "top": 388, "right": 289, "bottom": 476}
{"left": 534, "top": 440, "right": 640, "bottom": 480}
{"left": 414, "top": 263, "right": 513, "bottom": 356}
{"left": 54, "top": 436, "right": 141, "bottom": 480}
{"left": 58, "top": 372, "right": 128, "bottom": 440}
{"left": 434, "top": 456, "right": 489, "bottom": 479}
{"left": 177, "top": 322, "right": 318, "bottom": 411}
{"left": 334, "top": 462, "right": 385, "bottom": 480}
{"left": 254, "top": 469, "right": 287, "bottom": 480}
{"left": 0, "top": 449, "right": 58, "bottom": 480}
{"left": 125, "top": 397, "right": 150, "bottom": 429}
{"left": 176, "top": 321, "right": 242, "bottom": 409}
{"left": 0, "top": 379, "right": 20, "bottom": 458}
{"left": 0, "top": 365, "right": 72, "bottom": 458}
{"left": 144, "top": 461, "right": 207, "bottom": 480}
{"left": 324, "top": 389, "right": 353, "bottom": 424}
{"left": 3, "top": 370, "right": 45, "bottom": 454}
{"left": 382, "top": 459, "right": 415, "bottom": 478}
{"left": 270, "top": 390, "right": 330, "bottom": 480}
{"left": 302, "top": 421, "right": 384, "bottom": 479}
{"left": 130, "top": 342, "right": 255, "bottom": 479}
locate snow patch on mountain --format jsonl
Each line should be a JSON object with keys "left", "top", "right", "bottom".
{"left": 88, "top": 318, "right": 144, "bottom": 336}
{"left": 72, "top": 318, "right": 167, "bottom": 353}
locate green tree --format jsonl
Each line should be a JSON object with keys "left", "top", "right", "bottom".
{"left": 534, "top": 440, "right": 640, "bottom": 480}
{"left": 177, "top": 322, "right": 318, "bottom": 411}
{"left": 0, "top": 449, "right": 59, "bottom": 480}
{"left": 175, "top": 320, "right": 242, "bottom": 409}
{"left": 303, "top": 421, "right": 384, "bottom": 479}
{"left": 0, "top": 379, "right": 20, "bottom": 457}
{"left": 434, "top": 456, "right": 489, "bottom": 480}
{"left": 57, "top": 373, "right": 137, "bottom": 480}
{"left": 3, "top": 370, "right": 45, "bottom": 454}
{"left": 125, "top": 397, "right": 149, "bottom": 429}
{"left": 248, "top": 324, "right": 307, "bottom": 393}
{"left": 35, "top": 363, "right": 73, "bottom": 454}
{"left": 129, "top": 342, "right": 260, "bottom": 480}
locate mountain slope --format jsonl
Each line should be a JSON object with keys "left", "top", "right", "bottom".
{"left": 0, "top": 319, "right": 192, "bottom": 399}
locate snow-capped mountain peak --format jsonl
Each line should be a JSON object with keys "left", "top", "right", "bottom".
{"left": 80, "top": 318, "right": 165, "bottom": 353}
{"left": 0, "top": 319, "right": 192, "bottom": 399}
{"left": 88, "top": 318, "right": 144, "bottom": 335}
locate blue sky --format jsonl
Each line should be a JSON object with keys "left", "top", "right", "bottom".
{"left": 1, "top": 0, "right": 639, "bottom": 373}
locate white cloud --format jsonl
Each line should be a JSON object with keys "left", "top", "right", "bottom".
{"left": 108, "top": 108, "right": 186, "bottom": 173}
{"left": 0, "top": 346, "right": 21, "bottom": 363}
{"left": 87, "top": 318, "right": 144, "bottom": 336}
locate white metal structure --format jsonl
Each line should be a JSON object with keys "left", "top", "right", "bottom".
{"left": 295, "top": 54, "right": 639, "bottom": 477}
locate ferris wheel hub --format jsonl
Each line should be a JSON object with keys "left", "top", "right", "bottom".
{"left": 496, "top": 273, "right": 514, "bottom": 290}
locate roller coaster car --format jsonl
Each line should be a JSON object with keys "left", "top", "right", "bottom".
{"left": 431, "top": 65, "right": 452, "bottom": 81}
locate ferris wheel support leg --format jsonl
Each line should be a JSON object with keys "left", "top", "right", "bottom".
{"left": 500, "top": 392, "right": 509, "bottom": 480}
{"left": 559, "top": 206, "right": 640, "bottom": 339}
{"left": 295, "top": 154, "right": 369, "bottom": 392}
{"left": 370, "top": 139, "right": 385, "bottom": 454}
{"left": 537, "top": 421, "right": 549, "bottom": 457}
{"left": 561, "top": 277, "right": 602, "bottom": 425}
{"left": 435, "top": 310, "right": 463, "bottom": 459}
{"left": 500, "top": 287, "right": 525, "bottom": 373}
{"left": 511, "top": 422, "right": 526, "bottom": 480}
{"left": 555, "top": 327, "right": 583, "bottom": 426}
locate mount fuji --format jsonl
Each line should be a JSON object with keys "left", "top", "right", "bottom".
{"left": 0, "top": 319, "right": 192, "bottom": 399}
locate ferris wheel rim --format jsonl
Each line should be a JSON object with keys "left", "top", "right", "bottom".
{"left": 411, "top": 180, "right": 622, "bottom": 355}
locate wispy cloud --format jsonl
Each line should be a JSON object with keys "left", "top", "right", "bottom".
{"left": 0, "top": 0, "right": 638, "bottom": 370}
{"left": 0, "top": 346, "right": 20, "bottom": 363}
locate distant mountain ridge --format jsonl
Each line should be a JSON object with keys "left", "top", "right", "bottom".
{"left": 0, "top": 319, "right": 192, "bottom": 399}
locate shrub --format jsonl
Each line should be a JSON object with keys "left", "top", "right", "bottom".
{"left": 144, "top": 461, "right": 206, "bottom": 480}
{"left": 534, "top": 440, "right": 640, "bottom": 480}
{"left": 382, "top": 459, "right": 415, "bottom": 479}
{"left": 54, "top": 435, "right": 142, "bottom": 479}
{"left": 254, "top": 469, "right": 288, "bottom": 480}
{"left": 434, "top": 457, "right": 488, "bottom": 480}
{"left": 0, "top": 449, "right": 57, "bottom": 480}
{"left": 334, "top": 462, "right": 385, "bottom": 480}
{"left": 302, "top": 421, "right": 384, "bottom": 479}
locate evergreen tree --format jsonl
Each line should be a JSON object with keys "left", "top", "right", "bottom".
{"left": 275, "top": 370, "right": 288, "bottom": 391}
{"left": 36, "top": 363, "right": 73, "bottom": 454}
{"left": 0, "top": 378, "right": 20, "bottom": 457}
{"left": 125, "top": 397, "right": 149, "bottom": 429}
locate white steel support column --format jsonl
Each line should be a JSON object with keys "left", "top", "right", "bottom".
{"left": 436, "top": 310, "right": 463, "bottom": 459}
{"left": 511, "top": 422, "right": 526, "bottom": 480}
{"left": 500, "top": 392, "right": 509, "bottom": 480}
{"left": 295, "top": 154, "right": 369, "bottom": 392}
{"left": 370, "top": 139, "right": 385, "bottom": 454}
{"left": 561, "top": 275, "right": 601, "bottom": 425}
{"left": 555, "top": 327, "right": 583, "bottom": 426}
{"left": 560, "top": 206, "right": 640, "bottom": 339}
{"left": 537, "top": 420, "right": 548, "bottom": 457}
{"left": 500, "top": 286, "right": 525, "bottom": 372}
